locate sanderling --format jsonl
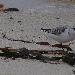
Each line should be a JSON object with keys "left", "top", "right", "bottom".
{"left": 41, "top": 26, "right": 75, "bottom": 47}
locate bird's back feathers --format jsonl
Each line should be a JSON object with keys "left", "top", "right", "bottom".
{"left": 41, "top": 26, "right": 67, "bottom": 35}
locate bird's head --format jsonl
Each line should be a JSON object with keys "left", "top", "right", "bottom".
{"left": 40, "top": 28, "right": 51, "bottom": 33}
{"left": 40, "top": 28, "right": 46, "bottom": 32}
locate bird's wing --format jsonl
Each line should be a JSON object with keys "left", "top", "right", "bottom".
{"left": 41, "top": 26, "right": 67, "bottom": 35}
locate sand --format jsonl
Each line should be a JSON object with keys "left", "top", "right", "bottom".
{"left": 0, "top": 4, "right": 75, "bottom": 50}
{"left": 0, "top": 0, "right": 75, "bottom": 75}
{"left": 0, "top": 58, "right": 74, "bottom": 75}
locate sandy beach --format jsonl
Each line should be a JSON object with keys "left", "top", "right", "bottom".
{"left": 0, "top": 0, "right": 75, "bottom": 75}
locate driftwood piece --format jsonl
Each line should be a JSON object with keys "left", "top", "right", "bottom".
{"left": 52, "top": 44, "right": 72, "bottom": 51}
{"left": 0, "top": 47, "right": 74, "bottom": 65}
{"left": 0, "top": 47, "right": 65, "bottom": 55}
{"left": 0, "top": 48, "right": 63, "bottom": 64}
{"left": 0, "top": 47, "right": 65, "bottom": 57}
{"left": 0, "top": 47, "right": 16, "bottom": 52}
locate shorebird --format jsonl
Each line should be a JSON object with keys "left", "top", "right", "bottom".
{"left": 41, "top": 26, "right": 75, "bottom": 49}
